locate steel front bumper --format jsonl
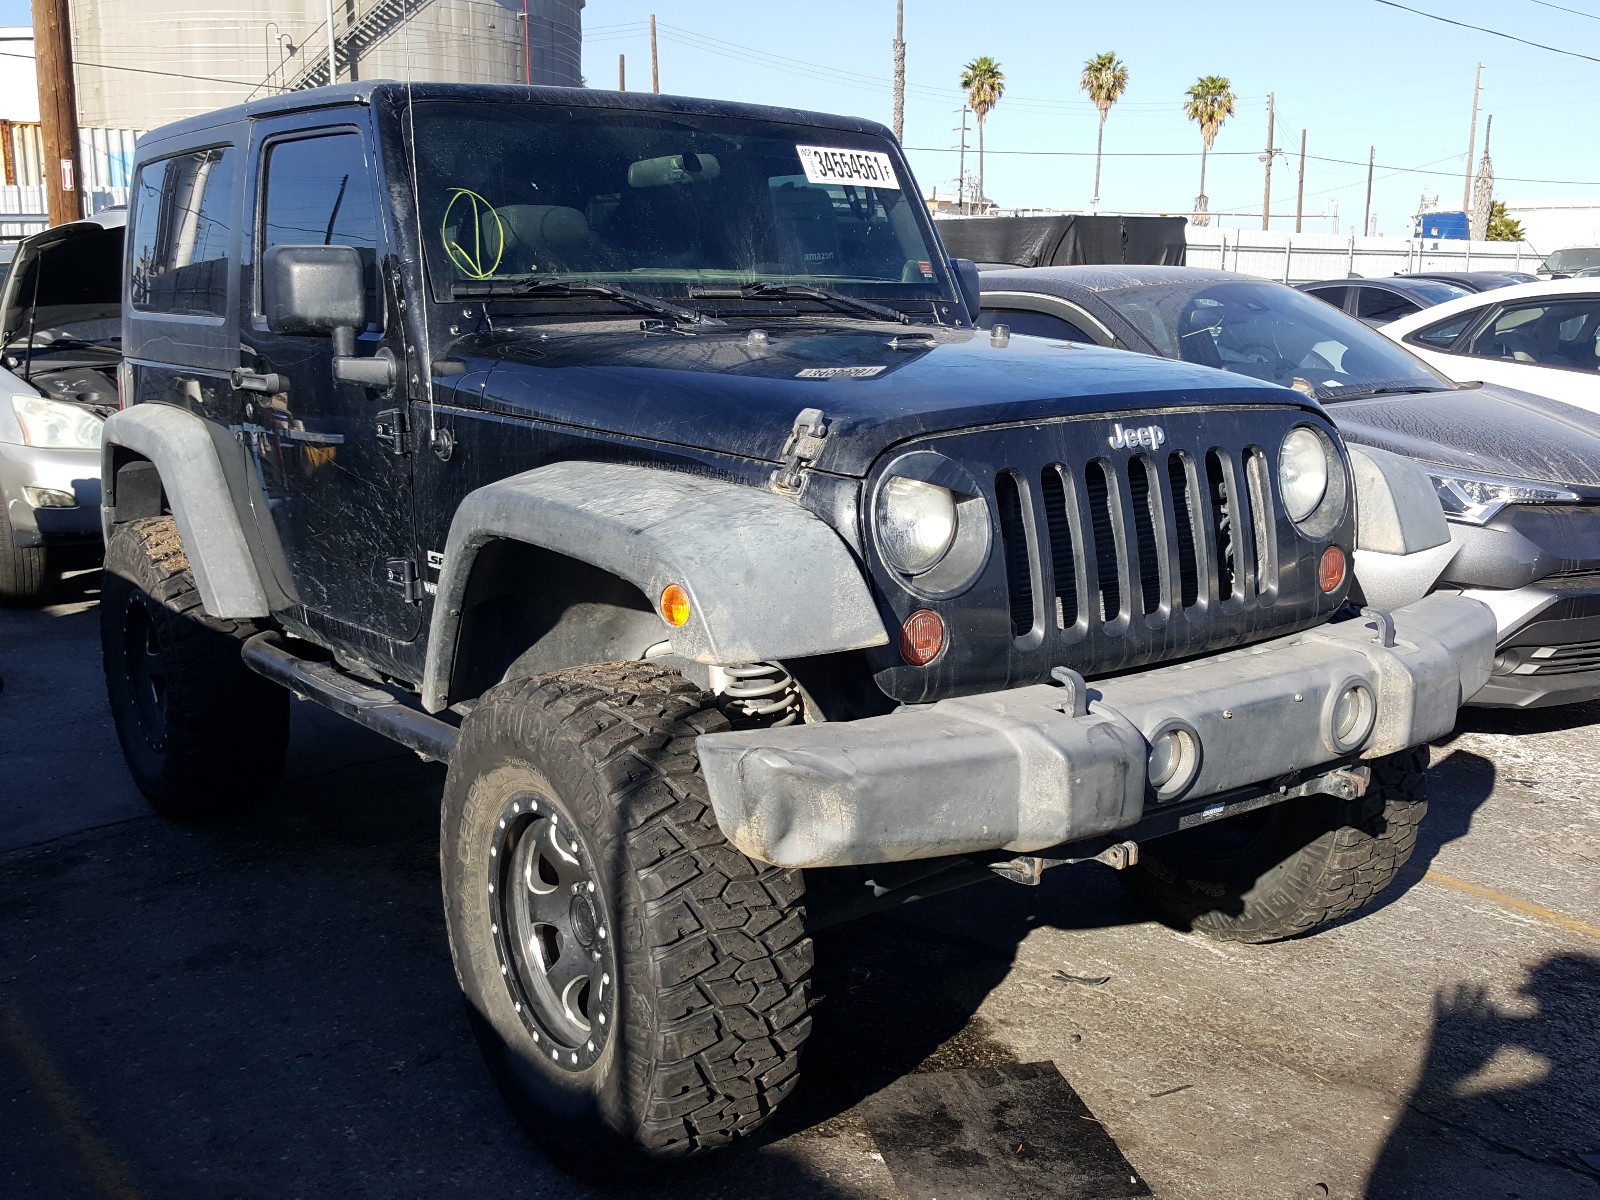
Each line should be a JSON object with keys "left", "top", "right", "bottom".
{"left": 697, "top": 594, "right": 1494, "bottom": 868}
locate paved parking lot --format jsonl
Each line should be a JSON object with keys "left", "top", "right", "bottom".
{"left": 2, "top": 573, "right": 1597, "bottom": 1199}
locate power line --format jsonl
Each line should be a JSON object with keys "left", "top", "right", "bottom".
{"left": 0, "top": 47, "right": 276, "bottom": 89}
{"left": 1368, "top": 0, "right": 1600, "bottom": 64}
{"left": 1524, "top": 0, "right": 1600, "bottom": 21}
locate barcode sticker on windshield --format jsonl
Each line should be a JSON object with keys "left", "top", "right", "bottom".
{"left": 796, "top": 145, "right": 900, "bottom": 189}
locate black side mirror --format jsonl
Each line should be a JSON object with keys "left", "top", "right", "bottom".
{"left": 951, "top": 257, "right": 982, "bottom": 326}
{"left": 261, "top": 244, "right": 394, "bottom": 388}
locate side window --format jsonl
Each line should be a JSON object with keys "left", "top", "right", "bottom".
{"left": 1303, "top": 285, "right": 1350, "bottom": 312}
{"left": 978, "top": 306, "right": 1098, "bottom": 344}
{"left": 1410, "top": 313, "right": 1473, "bottom": 351}
{"left": 129, "top": 147, "right": 238, "bottom": 316}
{"left": 259, "top": 132, "right": 382, "bottom": 321}
{"left": 1355, "top": 287, "right": 1419, "bottom": 324}
{"left": 1468, "top": 301, "right": 1600, "bottom": 370}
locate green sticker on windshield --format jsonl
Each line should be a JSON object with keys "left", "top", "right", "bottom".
{"left": 441, "top": 188, "right": 506, "bottom": 279}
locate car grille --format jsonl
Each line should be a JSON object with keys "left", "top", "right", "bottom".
{"left": 867, "top": 406, "right": 1352, "bottom": 702}
{"left": 1500, "top": 641, "right": 1600, "bottom": 675}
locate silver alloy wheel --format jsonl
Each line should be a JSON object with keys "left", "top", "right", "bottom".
{"left": 488, "top": 790, "right": 616, "bottom": 1071}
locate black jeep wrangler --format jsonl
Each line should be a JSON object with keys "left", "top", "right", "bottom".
{"left": 100, "top": 82, "right": 1493, "bottom": 1172}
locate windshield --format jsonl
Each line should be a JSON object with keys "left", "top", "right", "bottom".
{"left": 1097, "top": 277, "right": 1454, "bottom": 400}
{"left": 404, "top": 101, "right": 950, "bottom": 307}
{"left": 1400, "top": 280, "right": 1471, "bottom": 305}
{"left": 1541, "top": 247, "right": 1600, "bottom": 273}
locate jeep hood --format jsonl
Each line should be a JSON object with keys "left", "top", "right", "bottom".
{"left": 463, "top": 323, "right": 1320, "bottom": 475}
{"left": 1328, "top": 381, "right": 1600, "bottom": 493}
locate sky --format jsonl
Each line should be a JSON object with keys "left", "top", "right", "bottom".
{"left": 574, "top": 0, "right": 1600, "bottom": 242}
{"left": 2, "top": 0, "right": 1595, "bottom": 244}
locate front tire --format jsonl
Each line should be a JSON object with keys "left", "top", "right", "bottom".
{"left": 0, "top": 505, "right": 51, "bottom": 606}
{"left": 1121, "top": 747, "right": 1428, "bottom": 943}
{"left": 441, "top": 663, "right": 812, "bottom": 1176}
{"left": 100, "top": 517, "right": 289, "bottom": 818}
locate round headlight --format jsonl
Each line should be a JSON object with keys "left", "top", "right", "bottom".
{"left": 875, "top": 476, "right": 958, "bottom": 575}
{"left": 1279, "top": 426, "right": 1330, "bottom": 524}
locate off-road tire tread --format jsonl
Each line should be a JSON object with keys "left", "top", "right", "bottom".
{"left": 0, "top": 504, "right": 50, "bottom": 606}
{"left": 100, "top": 517, "right": 288, "bottom": 817}
{"left": 1126, "top": 747, "right": 1428, "bottom": 944}
{"left": 446, "top": 661, "right": 811, "bottom": 1165}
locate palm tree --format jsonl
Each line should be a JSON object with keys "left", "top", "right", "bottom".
{"left": 960, "top": 56, "right": 1004, "bottom": 212}
{"left": 1183, "top": 75, "right": 1236, "bottom": 227}
{"left": 1080, "top": 51, "right": 1128, "bottom": 211}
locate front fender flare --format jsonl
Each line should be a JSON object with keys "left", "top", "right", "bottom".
{"left": 423, "top": 462, "right": 888, "bottom": 712}
{"left": 100, "top": 404, "right": 270, "bottom": 619}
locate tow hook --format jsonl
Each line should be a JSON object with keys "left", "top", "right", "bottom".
{"left": 990, "top": 840, "right": 1140, "bottom": 886}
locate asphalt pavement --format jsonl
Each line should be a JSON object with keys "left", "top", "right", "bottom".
{"left": 2, "top": 571, "right": 1597, "bottom": 1199}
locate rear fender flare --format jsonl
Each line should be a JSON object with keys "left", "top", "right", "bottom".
{"left": 100, "top": 404, "right": 270, "bottom": 619}
{"left": 422, "top": 462, "right": 888, "bottom": 712}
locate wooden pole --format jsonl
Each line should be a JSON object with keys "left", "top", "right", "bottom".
{"left": 1363, "top": 145, "right": 1375, "bottom": 238}
{"left": 892, "top": 0, "right": 905, "bottom": 142}
{"left": 618, "top": 53, "right": 625, "bottom": 91}
{"left": 1295, "top": 129, "right": 1306, "bottom": 234}
{"left": 1260, "top": 92, "right": 1274, "bottom": 231}
{"left": 649, "top": 15, "right": 659, "bottom": 92}
{"left": 31, "top": 0, "right": 81, "bottom": 225}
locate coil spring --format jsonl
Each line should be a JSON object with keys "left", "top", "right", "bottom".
{"left": 717, "top": 661, "right": 802, "bottom": 728}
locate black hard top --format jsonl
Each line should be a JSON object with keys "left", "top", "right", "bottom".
{"left": 137, "top": 80, "right": 893, "bottom": 153}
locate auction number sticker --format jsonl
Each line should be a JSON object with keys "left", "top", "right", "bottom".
{"left": 795, "top": 145, "right": 900, "bottom": 189}
{"left": 796, "top": 365, "right": 888, "bottom": 379}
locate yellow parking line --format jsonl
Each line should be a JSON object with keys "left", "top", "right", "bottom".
{"left": 0, "top": 999, "right": 144, "bottom": 1200}
{"left": 1415, "top": 867, "right": 1600, "bottom": 942}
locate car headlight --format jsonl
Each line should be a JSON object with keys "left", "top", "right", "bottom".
{"left": 1279, "top": 426, "right": 1330, "bottom": 524}
{"left": 875, "top": 476, "right": 958, "bottom": 574}
{"left": 1427, "top": 469, "right": 1579, "bottom": 526}
{"left": 11, "top": 395, "right": 104, "bottom": 450}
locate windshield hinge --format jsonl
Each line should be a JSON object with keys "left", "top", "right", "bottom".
{"left": 771, "top": 407, "right": 828, "bottom": 495}
{"left": 375, "top": 406, "right": 409, "bottom": 455}
{"left": 385, "top": 558, "right": 422, "bottom": 604}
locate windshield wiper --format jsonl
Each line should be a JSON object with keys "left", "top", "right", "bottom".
{"left": 448, "top": 277, "right": 722, "bottom": 325}
{"left": 688, "top": 282, "right": 910, "bottom": 324}
{"left": 1325, "top": 384, "right": 1448, "bottom": 401}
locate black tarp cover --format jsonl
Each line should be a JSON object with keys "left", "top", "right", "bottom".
{"left": 934, "top": 215, "right": 1188, "bottom": 268}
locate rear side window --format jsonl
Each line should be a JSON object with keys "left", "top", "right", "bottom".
{"left": 1355, "top": 287, "right": 1419, "bottom": 323}
{"left": 1410, "top": 313, "right": 1473, "bottom": 350}
{"left": 978, "top": 306, "right": 1097, "bottom": 344}
{"left": 259, "top": 132, "right": 382, "bottom": 319}
{"left": 128, "top": 147, "right": 238, "bottom": 316}
{"left": 1303, "top": 285, "right": 1349, "bottom": 312}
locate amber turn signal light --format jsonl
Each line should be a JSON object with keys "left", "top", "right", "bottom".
{"left": 900, "top": 609, "right": 946, "bottom": 666}
{"left": 659, "top": 583, "right": 691, "bottom": 627}
{"left": 1319, "top": 545, "right": 1347, "bottom": 594}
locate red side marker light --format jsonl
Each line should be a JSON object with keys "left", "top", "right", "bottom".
{"left": 1319, "top": 545, "right": 1347, "bottom": 594}
{"left": 900, "top": 609, "right": 945, "bottom": 666}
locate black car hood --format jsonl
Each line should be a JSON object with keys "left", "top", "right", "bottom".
{"left": 463, "top": 321, "right": 1320, "bottom": 475}
{"left": 1328, "top": 381, "right": 1600, "bottom": 492}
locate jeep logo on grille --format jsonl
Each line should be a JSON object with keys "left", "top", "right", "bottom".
{"left": 1107, "top": 422, "right": 1167, "bottom": 451}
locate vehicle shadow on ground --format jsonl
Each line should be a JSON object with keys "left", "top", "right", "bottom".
{"left": 1363, "top": 952, "right": 1600, "bottom": 1199}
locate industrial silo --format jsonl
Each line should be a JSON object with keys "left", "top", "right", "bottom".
{"left": 67, "top": 0, "right": 585, "bottom": 130}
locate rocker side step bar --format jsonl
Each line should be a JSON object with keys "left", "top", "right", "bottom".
{"left": 241, "top": 632, "right": 459, "bottom": 764}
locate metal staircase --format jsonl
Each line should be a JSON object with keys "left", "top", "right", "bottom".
{"left": 284, "top": 0, "right": 442, "bottom": 92}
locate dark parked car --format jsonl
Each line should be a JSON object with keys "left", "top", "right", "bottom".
{"left": 1298, "top": 275, "right": 1470, "bottom": 326}
{"left": 980, "top": 265, "right": 1600, "bottom": 707}
{"left": 1538, "top": 246, "right": 1600, "bottom": 277}
{"left": 1402, "top": 270, "right": 1538, "bottom": 293}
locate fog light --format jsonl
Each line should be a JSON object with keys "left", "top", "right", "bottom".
{"left": 1329, "top": 681, "right": 1376, "bottom": 752}
{"left": 899, "top": 608, "right": 945, "bottom": 666}
{"left": 1319, "top": 545, "right": 1346, "bottom": 594}
{"left": 1146, "top": 721, "right": 1201, "bottom": 799}
{"left": 23, "top": 486, "right": 76, "bottom": 509}
{"left": 659, "top": 583, "right": 691, "bottom": 628}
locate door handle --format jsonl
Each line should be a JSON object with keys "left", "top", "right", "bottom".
{"left": 231, "top": 368, "right": 284, "bottom": 393}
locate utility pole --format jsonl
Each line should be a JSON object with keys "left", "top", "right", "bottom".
{"left": 892, "top": 0, "right": 905, "bottom": 143}
{"left": 32, "top": 0, "right": 81, "bottom": 226}
{"left": 955, "top": 106, "right": 970, "bottom": 213}
{"left": 1363, "top": 145, "right": 1375, "bottom": 238}
{"left": 1295, "top": 129, "right": 1307, "bottom": 234}
{"left": 1260, "top": 92, "right": 1275, "bottom": 231}
{"left": 618, "top": 53, "right": 625, "bottom": 90}
{"left": 649, "top": 14, "right": 659, "bottom": 92}
{"left": 1463, "top": 62, "right": 1482, "bottom": 213}
{"left": 324, "top": 0, "right": 336, "bottom": 84}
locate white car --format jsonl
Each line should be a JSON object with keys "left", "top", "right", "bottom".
{"left": 1380, "top": 278, "right": 1600, "bottom": 413}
